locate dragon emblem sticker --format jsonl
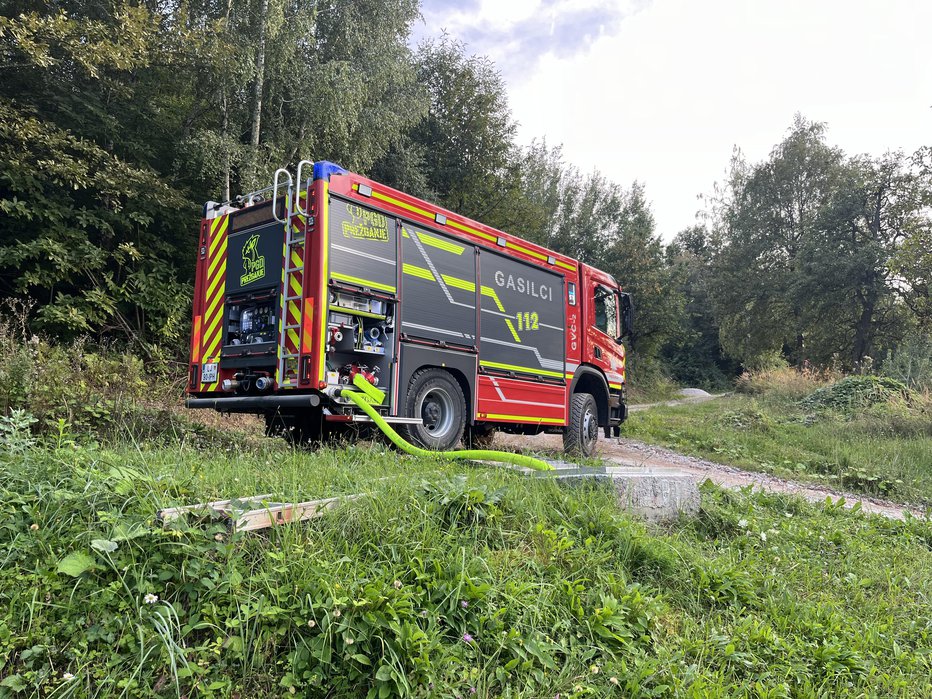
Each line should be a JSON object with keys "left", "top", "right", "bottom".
{"left": 240, "top": 233, "right": 266, "bottom": 286}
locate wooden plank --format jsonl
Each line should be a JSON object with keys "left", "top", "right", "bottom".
{"left": 233, "top": 494, "right": 362, "bottom": 532}
{"left": 158, "top": 492, "right": 364, "bottom": 532}
{"left": 157, "top": 494, "right": 274, "bottom": 523}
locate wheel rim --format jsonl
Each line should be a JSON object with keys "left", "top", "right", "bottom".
{"left": 420, "top": 387, "right": 454, "bottom": 438}
{"left": 582, "top": 406, "right": 597, "bottom": 449}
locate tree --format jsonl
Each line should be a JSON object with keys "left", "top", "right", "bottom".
{"left": 389, "top": 35, "right": 517, "bottom": 222}
{"left": 0, "top": 5, "right": 193, "bottom": 350}
{"left": 0, "top": 0, "right": 426, "bottom": 351}
{"left": 707, "top": 116, "right": 928, "bottom": 369}
{"left": 889, "top": 146, "right": 932, "bottom": 329}
{"left": 710, "top": 116, "right": 849, "bottom": 366}
{"left": 662, "top": 226, "right": 738, "bottom": 387}
{"left": 808, "top": 151, "right": 916, "bottom": 365}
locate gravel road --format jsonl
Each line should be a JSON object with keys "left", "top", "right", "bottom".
{"left": 496, "top": 425, "right": 926, "bottom": 521}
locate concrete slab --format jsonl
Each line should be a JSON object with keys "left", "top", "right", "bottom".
{"left": 607, "top": 469, "right": 700, "bottom": 523}
{"left": 484, "top": 458, "right": 701, "bottom": 523}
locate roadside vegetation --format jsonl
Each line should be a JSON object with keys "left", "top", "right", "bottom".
{"left": 1, "top": 328, "right": 931, "bottom": 696}
{"left": 3, "top": 434, "right": 932, "bottom": 698}
{"left": 622, "top": 364, "right": 932, "bottom": 506}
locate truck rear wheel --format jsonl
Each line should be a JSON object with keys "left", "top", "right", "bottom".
{"left": 564, "top": 392, "right": 598, "bottom": 457}
{"left": 400, "top": 368, "right": 466, "bottom": 451}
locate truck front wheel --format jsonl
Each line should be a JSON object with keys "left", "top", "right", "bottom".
{"left": 401, "top": 368, "right": 466, "bottom": 451}
{"left": 564, "top": 392, "right": 599, "bottom": 457}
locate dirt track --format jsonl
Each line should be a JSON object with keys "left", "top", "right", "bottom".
{"left": 496, "top": 431, "right": 926, "bottom": 522}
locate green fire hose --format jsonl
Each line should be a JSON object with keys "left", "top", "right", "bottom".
{"left": 339, "top": 387, "right": 554, "bottom": 472}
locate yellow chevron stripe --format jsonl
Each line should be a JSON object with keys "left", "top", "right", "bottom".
{"left": 291, "top": 249, "right": 302, "bottom": 268}
{"left": 504, "top": 318, "right": 521, "bottom": 343}
{"left": 205, "top": 258, "right": 226, "bottom": 302}
{"left": 481, "top": 286, "right": 505, "bottom": 313}
{"left": 208, "top": 216, "right": 228, "bottom": 256}
{"left": 206, "top": 251, "right": 223, "bottom": 284}
{"left": 331, "top": 272, "right": 396, "bottom": 293}
{"left": 209, "top": 215, "right": 225, "bottom": 236}
{"left": 480, "top": 360, "right": 563, "bottom": 379}
{"left": 202, "top": 307, "right": 223, "bottom": 345}
{"left": 417, "top": 231, "right": 464, "bottom": 255}
{"left": 287, "top": 328, "right": 300, "bottom": 350}
{"left": 204, "top": 280, "right": 225, "bottom": 321}
{"left": 289, "top": 275, "right": 302, "bottom": 297}
{"left": 441, "top": 274, "right": 475, "bottom": 292}
{"left": 403, "top": 263, "right": 434, "bottom": 281}
{"left": 202, "top": 334, "right": 221, "bottom": 363}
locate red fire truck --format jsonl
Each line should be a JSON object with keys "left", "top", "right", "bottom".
{"left": 186, "top": 161, "right": 632, "bottom": 456}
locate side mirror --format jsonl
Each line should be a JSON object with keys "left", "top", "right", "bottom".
{"left": 617, "top": 292, "right": 633, "bottom": 342}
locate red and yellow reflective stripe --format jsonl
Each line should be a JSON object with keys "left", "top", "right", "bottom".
{"left": 200, "top": 215, "right": 229, "bottom": 370}
{"left": 352, "top": 183, "right": 575, "bottom": 271}
{"left": 302, "top": 298, "right": 315, "bottom": 354}
{"left": 191, "top": 314, "right": 202, "bottom": 364}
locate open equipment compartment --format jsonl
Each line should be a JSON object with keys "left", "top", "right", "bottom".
{"left": 324, "top": 284, "right": 396, "bottom": 409}
{"left": 324, "top": 193, "right": 400, "bottom": 412}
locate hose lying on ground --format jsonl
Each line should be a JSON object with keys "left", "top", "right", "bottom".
{"left": 339, "top": 388, "right": 554, "bottom": 472}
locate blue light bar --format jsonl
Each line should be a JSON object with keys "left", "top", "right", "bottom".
{"left": 314, "top": 161, "right": 348, "bottom": 181}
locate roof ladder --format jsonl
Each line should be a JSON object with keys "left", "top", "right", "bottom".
{"left": 277, "top": 161, "right": 313, "bottom": 388}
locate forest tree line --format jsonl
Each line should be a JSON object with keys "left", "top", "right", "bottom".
{"left": 1, "top": 0, "right": 930, "bottom": 385}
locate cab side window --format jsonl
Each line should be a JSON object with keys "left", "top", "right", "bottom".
{"left": 593, "top": 286, "right": 618, "bottom": 338}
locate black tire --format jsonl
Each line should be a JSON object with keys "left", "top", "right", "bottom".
{"left": 400, "top": 368, "right": 466, "bottom": 450}
{"left": 563, "top": 392, "right": 599, "bottom": 457}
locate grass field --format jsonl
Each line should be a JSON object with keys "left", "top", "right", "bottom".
{"left": 621, "top": 390, "right": 932, "bottom": 507}
{"left": 3, "top": 437, "right": 932, "bottom": 698}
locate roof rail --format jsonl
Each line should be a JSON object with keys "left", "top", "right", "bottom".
{"left": 202, "top": 160, "right": 339, "bottom": 218}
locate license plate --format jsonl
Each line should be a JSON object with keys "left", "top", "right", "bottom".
{"left": 201, "top": 363, "right": 218, "bottom": 383}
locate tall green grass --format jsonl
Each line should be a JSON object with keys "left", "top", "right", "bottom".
{"left": 2, "top": 441, "right": 932, "bottom": 697}
{"left": 622, "top": 390, "right": 932, "bottom": 504}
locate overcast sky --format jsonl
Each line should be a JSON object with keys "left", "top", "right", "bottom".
{"left": 415, "top": 0, "right": 932, "bottom": 240}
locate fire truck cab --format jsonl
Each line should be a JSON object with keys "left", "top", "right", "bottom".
{"left": 186, "top": 161, "right": 632, "bottom": 456}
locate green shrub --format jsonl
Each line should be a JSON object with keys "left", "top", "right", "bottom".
{"left": 0, "top": 300, "right": 241, "bottom": 446}
{"left": 800, "top": 375, "right": 909, "bottom": 414}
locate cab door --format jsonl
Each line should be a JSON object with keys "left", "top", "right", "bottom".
{"left": 583, "top": 271, "right": 626, "bottom": 394}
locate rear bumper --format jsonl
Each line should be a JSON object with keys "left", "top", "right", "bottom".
{"left": 186, "top": 394, "right": 321, "bottom": 413}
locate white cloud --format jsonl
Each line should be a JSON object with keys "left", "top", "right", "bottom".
{"left": 476, "top": 0, "right": 539, "bottom": 27}
{"left": 421, "top": 0, "right": 932, "bottom": 240}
